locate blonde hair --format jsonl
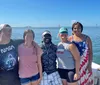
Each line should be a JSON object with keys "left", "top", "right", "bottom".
{"left": 23, "top": 29, "right": 35, "bottom": 40}
{"left": 23, "top": 29, "right": 37, "bottom": 54}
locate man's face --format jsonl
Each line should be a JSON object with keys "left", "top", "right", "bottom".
{"left": 59, "top": 33, "right": 68, "bottom": 42}
{"left": 43, "top": 34, "right": 51, "bottom": 44}
{"left": 0, "top": 27, "right": 12, "bottom": 39}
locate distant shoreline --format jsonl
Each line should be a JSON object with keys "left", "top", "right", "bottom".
{"left": 12, "top": 26, "right": 99, "bottom": 28}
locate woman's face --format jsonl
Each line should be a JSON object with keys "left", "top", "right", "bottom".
{"left": 59, "top": 33, "right": 68, "bottom": 42}
{"left": 24, "top": 32, "right": 33, "bottom": 43}
{"left": 73, "top": 24, "right": 82, "bottom": 35}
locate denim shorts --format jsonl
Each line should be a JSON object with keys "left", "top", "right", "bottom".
{"left": 20, "top": 73, "right": 40, "bottom": 84}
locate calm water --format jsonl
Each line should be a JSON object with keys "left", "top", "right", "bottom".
{"left": 12, "top": 27, "right": 100, "bottom": 64}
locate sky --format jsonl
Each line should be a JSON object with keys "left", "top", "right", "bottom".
{"left": 0, "top": 0, "right": 100, "bottom": 27}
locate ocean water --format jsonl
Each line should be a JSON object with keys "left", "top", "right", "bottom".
{"left": 12, "top": 27, "right": 100, "bottom": 64}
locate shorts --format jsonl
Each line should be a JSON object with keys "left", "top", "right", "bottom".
{"left": 58, "top": 68, "right": 78, "bottom": 83}
{"left": 40, "top": 71, "right": 63, "bottom": 85}
{"left": 20, "top": 73, "right": 40, "bottom": 84}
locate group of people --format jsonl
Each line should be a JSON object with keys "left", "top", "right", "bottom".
{"left": 0, "top": 22, "right": 93, "bottom": 85}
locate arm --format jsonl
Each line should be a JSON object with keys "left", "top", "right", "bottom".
{"left": 69, "top": 43, "right": 80, "bottom": 79}
{"left": 18, "top": 44, "right": 21, "bottom": 61}
{"left": 13, "top": 39, "right": 23, "bottom": 46}
{"left": 37, "top": 51, "right": 42, "bottom": 79}
{"left": 87, "top": 36, "right": 93, "bottom": 72}
{"left": 35, "top": 42, "right": 43, "bottom": 80}
{"left": 13, "top": 39, "right": 23, "bottom": 60}
{"left": 68, "top": 36, "right": 73, "bottom": 42}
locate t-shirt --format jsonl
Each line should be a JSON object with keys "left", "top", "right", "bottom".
{"left": 18, "top": 42, "right": 43, "bottom": 78}
{"left": 0, "top": 39, "right": 23, "bottom": 80}
{"left": 57, "top": 42, "right": 75, "bottom": 69}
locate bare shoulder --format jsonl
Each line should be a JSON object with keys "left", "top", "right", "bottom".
{"left": 68, "top": 35, "right": 73, "bottom": 38}
{"left": 68, "top": 35, "right": 73, "bottom": 41}
{"left": 33, "top": 41, "right": 40, "bottom": 47}
{"left": 69, "top": 43, "right": 76, "bottom": 50}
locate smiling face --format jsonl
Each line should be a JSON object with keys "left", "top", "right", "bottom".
{"left": 72, "top": 22, "right": 83, "bottom": 36}
{"left": 24, "top": 32, "right": 33, "bottom": 43}
{"left": 23, "top": 29, "right": 34, "bottom": 44}
{"left": 73, "top": 24, "right": 82, "bottom": 35}
{"left": 59, "top": 33, "right": 68, "bottom": 42}
{"left": 43, "top": 34, "right": 51, "bottom": 44}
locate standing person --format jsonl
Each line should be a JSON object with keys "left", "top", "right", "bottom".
{"left": 57, "top": 27, "right": 80, "bottom": 85}
{"left": 0, "top": 24, "right": 23, "bottom": 85}
{"left": 18, "top": 29, "right": 43, "bottom": 85}
{"left": 40, "top": 30, "right": 63, "bottom": 85}
{"left": 69, "top": 22, "right": 93, "bottom": 85}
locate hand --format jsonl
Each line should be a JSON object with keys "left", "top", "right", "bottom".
{"left": 37, "top": 77, "right": 42, "bottom": 84}
{"left": 85, "top": 64, "right": 92, "bottom": 73}
{"left": 74, "top": 73, "right": 80, "bottom": 80}
{"left": 97, "top": 68, "right": 100, "bottom": 71}
{"left": 88, "top": 65, "right": 92, "bottom": 73}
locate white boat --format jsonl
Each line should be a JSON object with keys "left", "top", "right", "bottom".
{"left": 92, "top": 62, "right": 100, "bottom": 85}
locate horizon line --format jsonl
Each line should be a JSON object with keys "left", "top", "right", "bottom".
{"left": 12, "top": 26, "right": 100, "bottom": 28}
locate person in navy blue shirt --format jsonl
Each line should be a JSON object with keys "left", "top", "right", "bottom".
{"left": 0, "top": 24, "right": 23, "bottom": 85}
{"left": 40, "top": 30, "right": 63, "bottom": 85}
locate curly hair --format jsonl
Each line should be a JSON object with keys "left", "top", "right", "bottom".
{"left": 72, "top": 22, "right": 83, "bottom": 32}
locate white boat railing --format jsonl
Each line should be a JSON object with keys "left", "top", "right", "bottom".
{"left": 92, "top": 62, "right": 100, "bottom": 85}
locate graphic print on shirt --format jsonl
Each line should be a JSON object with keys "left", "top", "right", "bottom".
{"left": 57, "top": 48, "right": 64, "bottom": 54}
{"left": 0, "top": 45, "right": 17, "bottom": 71}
